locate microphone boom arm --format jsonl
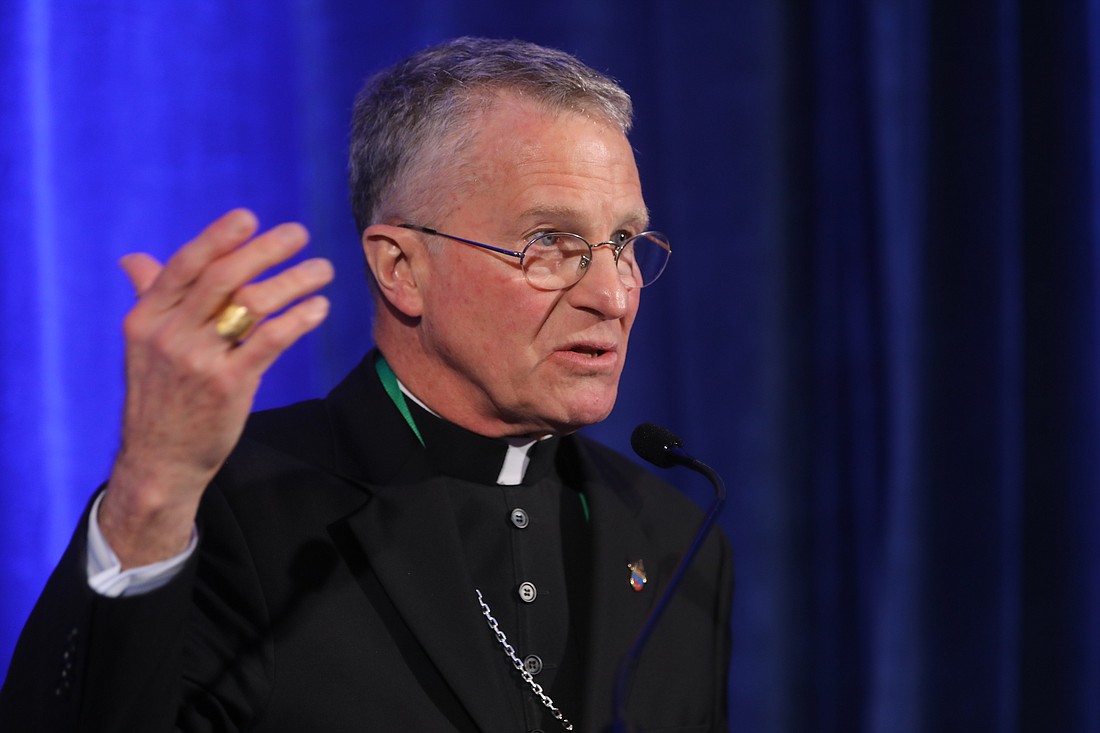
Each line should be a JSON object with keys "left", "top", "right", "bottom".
{"left": 609, "top": 432, "right": 727, "bottom": 732}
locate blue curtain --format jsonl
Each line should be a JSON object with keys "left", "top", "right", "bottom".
{"left": 2, "top": 2, "right": 1098, "bottom": 731}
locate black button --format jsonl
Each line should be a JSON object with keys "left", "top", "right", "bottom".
{"left": 523, "top": 654, "right": 543, "bottom": 675}
{"left": 510, "top": 508, "right": 529, "bottom": 529}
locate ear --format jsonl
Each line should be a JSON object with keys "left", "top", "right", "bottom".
{"left": 362, "top": 224, "right": 425, "bottom": 318}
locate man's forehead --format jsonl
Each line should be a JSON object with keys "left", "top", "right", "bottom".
{"left": 473, "top": 88, "right": 627, "bottom": 133}
{"left": 431, "top": 92, "right": 648, "bottom": 231}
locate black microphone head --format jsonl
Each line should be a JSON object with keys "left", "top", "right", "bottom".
{"left": 631, "top": 423, "right": 685, "bottom": 469}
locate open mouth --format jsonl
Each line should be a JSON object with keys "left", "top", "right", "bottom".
{"left": 570, "top": 346, "right": 608, "bottom": 358}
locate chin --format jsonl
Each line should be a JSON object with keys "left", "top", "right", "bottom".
{"left": 555, "top": 395, "right": 617, "bottom": 431}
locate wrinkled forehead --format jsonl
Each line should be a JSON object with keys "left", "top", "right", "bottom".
{"left": 400, "top": 90, "right": 643, "bottom": 228}
{"left": 470, "top": 87, "right": 629, "bottom": 138}
{"left": 430, "top": 88, "right": 629, "bottom": 163}
{"left": 464, "top": 92, "right": 639, "bottom": 176}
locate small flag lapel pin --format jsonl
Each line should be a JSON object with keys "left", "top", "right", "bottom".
{"left": 628, "top": 559, "right": 647, "bottom": 591}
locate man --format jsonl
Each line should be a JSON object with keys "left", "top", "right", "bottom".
{"left": 0, "top": 37, "right": 732, "bottom": 732}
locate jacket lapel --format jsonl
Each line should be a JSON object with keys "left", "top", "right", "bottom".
{"left": 569, "top": 441, "right": 670, "bottom": 730}
{"left": 318, "top": 355, "right": 522, "bottom": 732}
{"left": 338, "top": 478, "right": 522, "bottom": 732}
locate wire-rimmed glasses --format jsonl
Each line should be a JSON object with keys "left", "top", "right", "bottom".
{"left": 398, "top": 224, "right": 671, "bottom": 291}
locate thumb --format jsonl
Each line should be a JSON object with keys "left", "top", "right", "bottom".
{"left": 119, "top": 253, "right": 164, "bottom": 297}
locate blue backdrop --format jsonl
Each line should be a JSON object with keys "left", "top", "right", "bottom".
{"left": 2, "top": 2, "right": 1098, "bottom": 731}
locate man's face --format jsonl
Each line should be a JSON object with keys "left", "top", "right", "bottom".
{"left": 410, "top": 94, "right": 647, "bottom": 438}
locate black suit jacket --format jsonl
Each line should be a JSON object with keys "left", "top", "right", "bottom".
{"left": 1, "top": 354, "right": 733, "bottom": 732}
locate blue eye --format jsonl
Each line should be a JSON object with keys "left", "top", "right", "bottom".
{"left": 531, "top": 232, "right": 564, "bottom": 248}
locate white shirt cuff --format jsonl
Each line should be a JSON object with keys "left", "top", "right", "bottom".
{"left": 86, "top": 492, "right": 198, "bottom": 597}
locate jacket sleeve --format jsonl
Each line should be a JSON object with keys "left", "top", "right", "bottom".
{"left": 0, "top": 491, "right": 197, "bottom": 731}
{"left": 0, "top": 484, "right": 273, "bottom": 732}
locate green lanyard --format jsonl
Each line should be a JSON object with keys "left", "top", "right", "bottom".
{"left": 374, "top": 354, "right": 425, "bottom": 447}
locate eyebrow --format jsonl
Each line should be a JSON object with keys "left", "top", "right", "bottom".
{"left": 517, "top": 204, "right": 651, "bottom": 233}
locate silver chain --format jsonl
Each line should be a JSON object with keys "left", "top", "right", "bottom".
{"left": 475, "top": 589, "right": 574, "bottom": 731}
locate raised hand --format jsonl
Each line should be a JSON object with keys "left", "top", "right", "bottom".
{"left": 99, "top": 209, "right": 334, "bottom": 568}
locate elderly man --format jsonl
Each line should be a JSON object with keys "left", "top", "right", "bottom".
{"left": 0, "top": 38, "right": 732, "bottom": 732}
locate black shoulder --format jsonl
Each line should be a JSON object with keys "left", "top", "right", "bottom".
{"left": 567, "top": 434, "right": 698, "bottom": 518}
{"left": 239, "top": 398, "right": 334, "bottom": 466}
{"left": 568, "top": 433, "right": 732, "bottom": 552}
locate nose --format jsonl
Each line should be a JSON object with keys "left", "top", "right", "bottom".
{"left": 568, "top": 245, "right": 631, "bottom": 317}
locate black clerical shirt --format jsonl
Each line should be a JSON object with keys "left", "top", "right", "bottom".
{"left": 406, "top": 400, "right": 591, "bottom": 731}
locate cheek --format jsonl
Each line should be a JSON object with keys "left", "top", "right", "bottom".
{"left": 433, "top": 275, "right": 549, "bottom": 357}
{"left": 487, "top": 279, "right": 560, "bottom": 331}
{"left": 488, "top": 306, "right": 550, "bottom": 367}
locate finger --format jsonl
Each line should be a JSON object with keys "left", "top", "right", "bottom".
{"left": 141, "top": 209, "right": 259, "bottom": 312}
{"left": 224, "top": 257, "right": 335, "bottom": 324}
{"left": 232, "top": 295, "right": 331, "bottom": 373}
{"left": 181, "top": 222, "right": 311, "bottom": 323}
{"left": 119, "top": 253, "right": 164, "bottom": 297}
{"left": 204, "top": 256, "right": 332, "bottom": 347}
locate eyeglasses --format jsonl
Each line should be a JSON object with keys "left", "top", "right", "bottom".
{"left": 398, "top": 224, "right": 671, "bottom": 291}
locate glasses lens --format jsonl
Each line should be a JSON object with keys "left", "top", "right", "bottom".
{"left": 618, "top": 232, "right": 671, "bottom": 287}
{"left": 522, "top": 233, "right": 591, "bottom": 290}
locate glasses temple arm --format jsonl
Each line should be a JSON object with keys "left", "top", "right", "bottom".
{"left": 398, "top": 224, "right": 523, "bottom": 258}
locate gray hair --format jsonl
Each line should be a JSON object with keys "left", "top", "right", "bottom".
{"left": 348, "top": 37, "right": 634, "bottom": 234}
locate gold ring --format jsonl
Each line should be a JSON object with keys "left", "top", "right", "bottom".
{"left": 214, "top": 303, "right": 257, "bottom": 342}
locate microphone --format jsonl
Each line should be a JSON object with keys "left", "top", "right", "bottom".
{"left": 608, "top": 424, "right": 728, "bottom": 733}
{"left": 630, "top": 422, "right": 690, "bottom": 469}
